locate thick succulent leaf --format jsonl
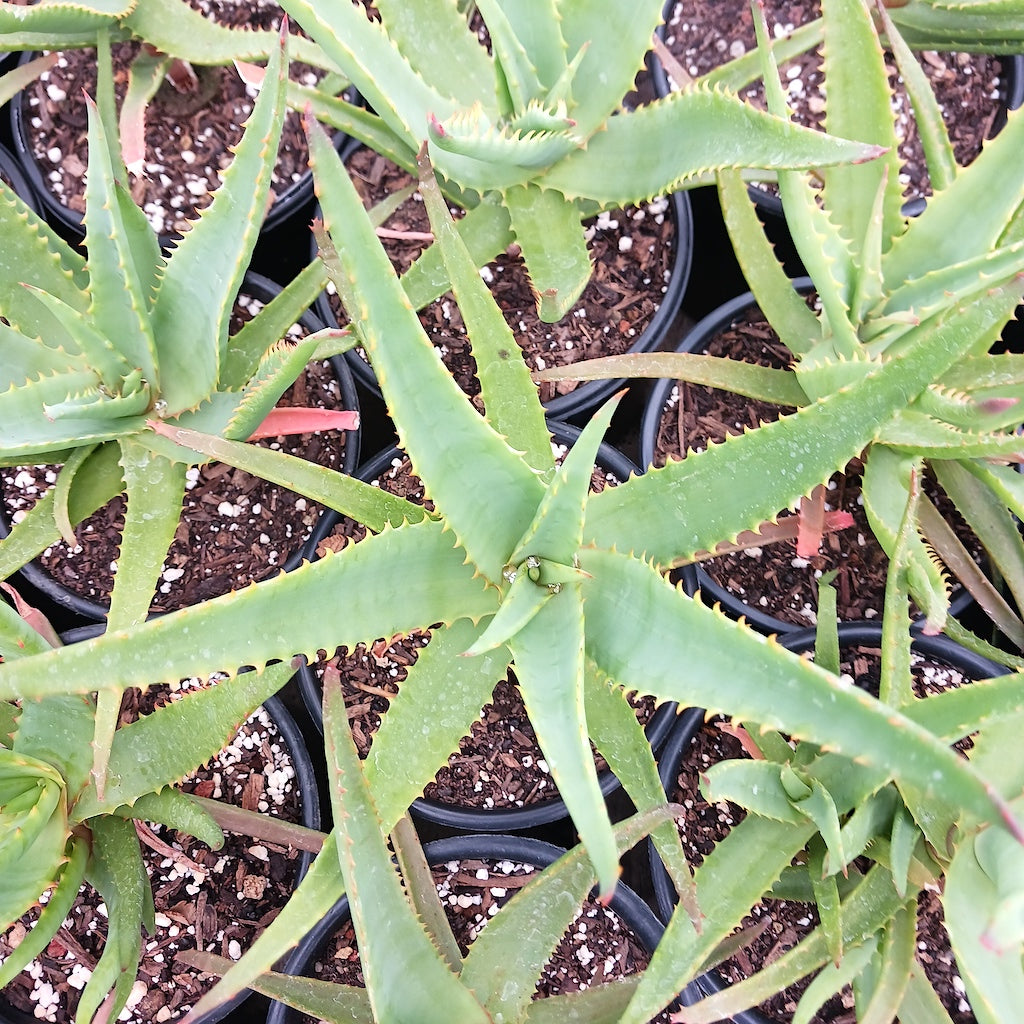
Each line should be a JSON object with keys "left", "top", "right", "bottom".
{"left": 820, "top": 0, "right": 904, "bottom": 255}
{"left": 536, "top": 85, "right": 885, "bottom": 207}
{"left": 511, "top": 395, "right": 618, "bottom": 567}
{"left": 971, "top": 709, "right": 1024, "bottom": 802}
{"left": 376, "top": 0, "right": 493, "bottom": 101}
{"left": 0, "top": 832, "right": 87, "bottom": 986}
{"left": 150, "top": 27, "right": 288, "bottom": 415}
{"left": 584, "top": 278, "right": 1024, "bottom": 565}
{"left": 309, "top": 121, "right": 543, "bottom": 582}
{"left": 882, "top": 105, "right": 1024, "bottom": 289}
{"left": 107, "top": 440, "right": 187, "bottom": 630}
{"left": 944, "top": 809, "right": 1024, "bottom": 1024}
{"left": 557, "top": 0, "right": 663, "bottom": 137}
{"left": 218, "top": 338, "right": 322, "bottom": 442}
{"left": 72, "top": 661, "right": 304, "bottom": 820}
{"left": 861, "top": 447, "right": 949, "bottom": 632}
{"left": 116, "top": 789, "right": 223, "bottom": 851}
{"left": 221, "top": 260, "right": 328, "bottom": 389}
{"left": 0, "top": 443, "right": 122, "bottom": 581}
{"left": 0, "top": 521, "right": 496, "bottom": 702}
{"left": 0, "top": 52, "right": 57, "bottom": 107}
{"left": 322, "top": 665, "right": 489, "bottom": 1024}
{"left": 536, "top": 347, "right": 809, "bottom": 406}
{"left": 888, "top": 1, "right": 1024, "bottom": 51}
{"left": 0, "top": 0, "right": 130, "bottom": 33}
{"left": 147, "top": 420, "right": 425, "bottom": 532}
{"left": 415, "top": 148, "right": 551, "bottom": 473}
{"left": 77, "top": 815, "right": 149, "bottom": 1024}
{"left": 0, "top": 179, "right": 87, "bottom": 330}
{"left": 881, "top": 238, "right": 1024, "bottom": 327}
{"left": 123, "top": 0, "right": 325, "bottom": 65}
{"left": 365, "top": 619, "right": 510, "bottom": 826}
{"left": 718, "top": 169, "right": 823, "bottom": 357}
{"left": 504, "top": 182, "right": 591, "bottom": 322}
{"left": 462, "top": 571, "right": 552, "bottom": 656}
{"left": 579, "top": 548, "right": 1019, "bottom": 840}
{"left": 0, "top": 794, "right": 70, "bottom": 932}
{"left": 511, "top": 584, "right": 620, "bottom": 896}
{"left": 585, "top": 669, "right": 696, "bottom": 918}
{"left": 0, "top": 322, "right": 89, "bottom": 390}
{"left": 879, "top": 1, "right": 957, "bottom": 194}
{"left": 484, "top": 0, "right": 566, "bottom": 101}
{"left": 278, "top": 0, "right": 458, "bottom": 152}
{"left": 82, "top": 92, "right": 160, "bottom": 388}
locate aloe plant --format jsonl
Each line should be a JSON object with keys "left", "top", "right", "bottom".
{"left": 629, "top": 483, "right": 1024, "bottom": 1024}
{"left": 538, "top": 0, "right": 1024, "bottom": 661}
{"left": 269, "top": 0, "right": 887, "bottom": 323}
{"left": 0, "top": 76, "right": 1019, "bottom": 1022}
{"left": 882, "top": 0, "right": 1024, "bottom": 51}
{"left": 0, "top": 585, "right": 324, "bottom": 1024}
{"left": 0, "top": 29, "right": 356, "bottom": 795}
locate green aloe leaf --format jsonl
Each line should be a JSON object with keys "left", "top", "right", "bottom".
{"left": 322, "top": 663, "right": 488, "bottom": 1024}
{"left": 150, "top": 25, "right": 288, "bottom": 415}
{"left": 0, "top": 833, "right": 88, "bottom": 987}
{"left": 512, "top": 582, "right": 620, "bottom": 896}
{"left": 0, "top": 521, "right": 496, "bottom": 703}
{"left": 73, "top": 660, "right": 302, "bottom": 819}
{"left": 855, "top": 898, "right": 916, "bottom": 1024}
{"left": 538, "top": 86, "right": 885, "bottom": 207}
{"left": 365, "top": 619, "right": 510, "bottom": 827}
{"left": 117, "top": 789, "right": 223, "bottom": 851}
{"left": 579, "top": 547, "right": 1019, "bottom": 840}
{"left": 309, "top": 119, "right": 542, "bottom": 582}
{"left": 792, "top": 936, "right": 879, "bottom": 1024}
{"left": 76, "top": 815, "right": 150, "bottom": 1024}
{"left": 0, "top": 0, "right": 130, "bottom": 33}
{"left": 504, "top": 182, "right": 591, "bottom": 323}
{"left": 414, "top": 148, "right": 551, "bottom": 473}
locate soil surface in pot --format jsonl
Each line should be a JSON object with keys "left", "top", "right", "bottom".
{"left": 309, "top": 449, "right": 658, "bottom": 812}
{"left": 659, "top": 0, "right": 1008, "bottom": 202}
{"left": 1, "top": 291, "right": 353, "bottom": 614}
{"left": 19, "top": 0, "right": 326, "bottom": 237}
{"left": 664, "top": 643, "right": 979, "bottom": 1022}
{"left": 325, "top": 145, "right": 678, "bottom": 405}
{"left": 291, "top": 855, "right": 673, "bottom": 1024}
{"left": 0, "top": 681, "right": 307, "bottom": 1024}
{"left": 650, "top": 304, "right": 982, "bottom": 627}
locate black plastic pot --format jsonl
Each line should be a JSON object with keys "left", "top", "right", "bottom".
{"left": 638, "top": 282, "right": 976, "bottom": 636}
{"left": 648, "top": 622, "right": 1006, "bottom": 1023}
{"left": 0, "top": 271, "right": 360, "bottom": 626}
{"left": 266, "top": 832, "right": 698, "bottom": 1024}
{"left": 297, "top": 422, "right": 681, "bottom": 833}
{"left": 0, "top": 627, "right": 322, "bottom": 1024}
{"left": 8, "top": 50, "right": 351, "bottom": 250}
{"left": 312, "top": 138, "right": 694, "bottom": 422}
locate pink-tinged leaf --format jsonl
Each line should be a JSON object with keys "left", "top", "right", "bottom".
{"left": 686, "top": 509, "right": 855, "bottom": 564}
{"left": 0, "top": 582, "right": 62, "bottom": 651}
{"left": 234, "top": 59, "right": 265, "bottom": 90}
{"left": 796, "top": 484, "right": 828, "bottom": 559}
{"left": 246, "top": 407, "right": 360, "bottom": 439}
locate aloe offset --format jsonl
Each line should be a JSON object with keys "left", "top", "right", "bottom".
{"left": 274, "top": 0, "right": 882, "bottom": 322}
